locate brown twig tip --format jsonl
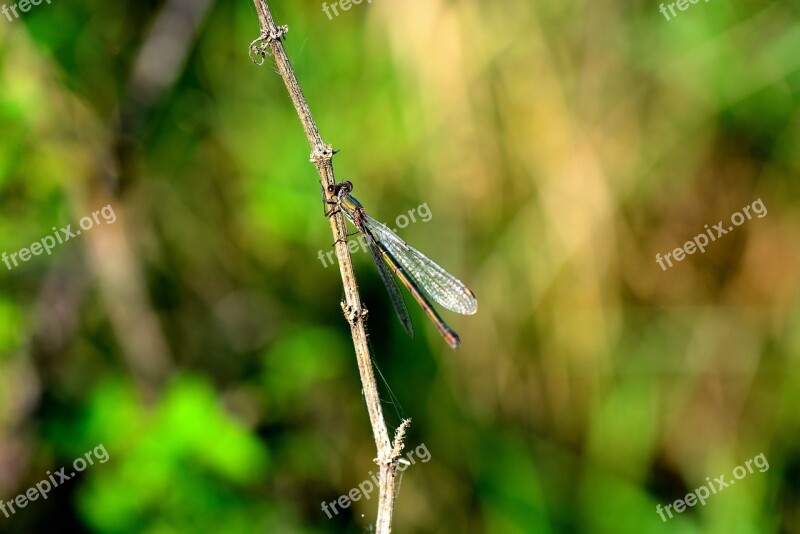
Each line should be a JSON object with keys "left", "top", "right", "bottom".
{"left": 390, "top": 419, "right": 412, "bottom": 461}
{"left": 248, "top": 24, "right": 289, "bottom": 65}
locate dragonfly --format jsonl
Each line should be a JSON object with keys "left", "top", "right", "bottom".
{"left": 325, "top": 181, "right": 477, "bottom": 349}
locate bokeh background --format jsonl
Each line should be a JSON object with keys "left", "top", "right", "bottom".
{"left": 1, "top": 0, "right": 799, "bottom": 532}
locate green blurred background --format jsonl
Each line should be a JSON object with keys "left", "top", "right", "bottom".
{"left": 1, "top": 0, "right": 799, "bottom": 532}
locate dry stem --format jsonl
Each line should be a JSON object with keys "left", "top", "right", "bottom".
{"left": 249, "top": 2, "right": 409, "bottom": 531}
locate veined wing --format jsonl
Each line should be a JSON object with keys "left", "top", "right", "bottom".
{"left": 361, "top": 225, "right": 415, "bottom": 338}
{"left": 364, "top": 214, "right": 478, "bottom": 315}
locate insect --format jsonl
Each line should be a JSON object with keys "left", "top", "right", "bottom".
{"left": 326, "top": 181, "right": 477, "bottom": 349}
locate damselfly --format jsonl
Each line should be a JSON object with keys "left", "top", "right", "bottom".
{"left": 326, "top": 181, "right": 477, "bottom": 349}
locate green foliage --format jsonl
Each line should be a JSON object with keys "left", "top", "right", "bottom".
{"left": 77, "top": 377, "right": 270, "bottom": 533}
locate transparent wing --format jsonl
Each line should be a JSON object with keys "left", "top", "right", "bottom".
{"left": 364, "top": 214, "right": 478, "bottom": 315}
{"left": 361, "top": 226, "right": 415, "bottom": 338}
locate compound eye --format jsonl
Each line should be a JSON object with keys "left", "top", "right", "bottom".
{"left": 326, "top": 184, "right": 336, "bottom": 194}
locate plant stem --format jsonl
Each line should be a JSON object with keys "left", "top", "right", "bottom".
{"left": 249, "top": 2, "right": 409, "bottom": 531}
